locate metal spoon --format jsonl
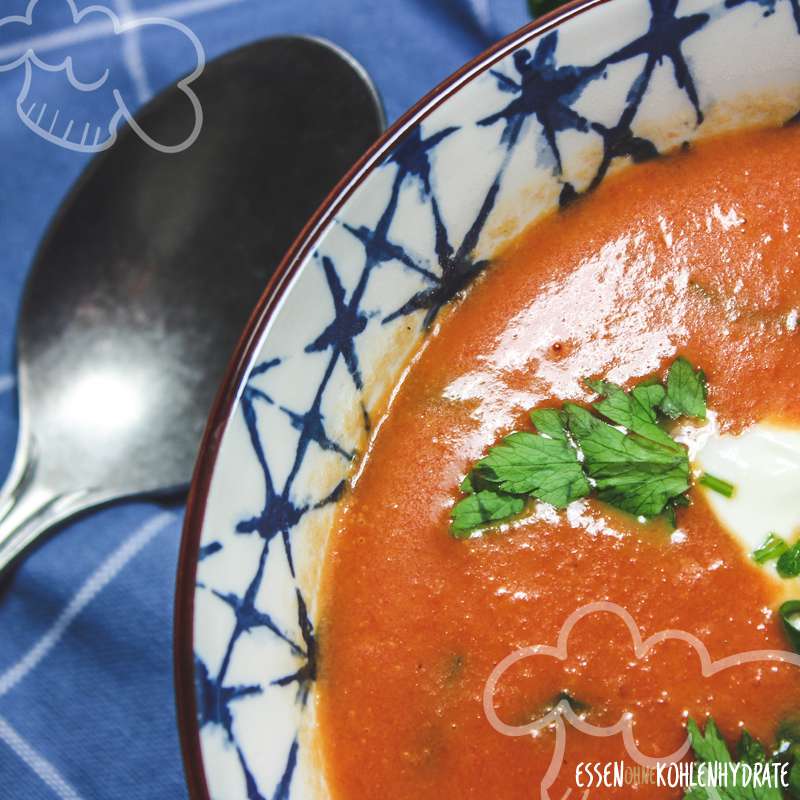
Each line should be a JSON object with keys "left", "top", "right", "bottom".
{"left": 0, "top": 36, "right": 384, "bottom": 574}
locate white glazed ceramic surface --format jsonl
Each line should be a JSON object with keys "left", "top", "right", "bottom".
{"left": 184, "top": 0, "right": 800, "bottom": 796}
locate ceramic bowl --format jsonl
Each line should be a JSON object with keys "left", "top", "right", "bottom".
{"left": 174, "top": 1, "right": 800, "bottom": 796}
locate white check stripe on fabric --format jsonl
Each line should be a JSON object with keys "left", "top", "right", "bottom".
{"left": 0, "top": 374, "right": 16, "bottom": 395}
{"left": 466, "top": 0, "right": 492, "bottom": 30}
{"left": 0, "top": 510, "right": 175, "bottom": 697}
{"left": 112, "top": 0, "right": 153, "bottom": 103}
{"left": 0, "top": 715, "right": 85, "bottom": 800}
{"left": 0, "top": 0, "right": 244, "bottom": 62}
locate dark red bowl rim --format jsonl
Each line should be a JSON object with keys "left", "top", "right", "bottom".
{"left": 173, "top": 1, "right": 609, "bottom": 796}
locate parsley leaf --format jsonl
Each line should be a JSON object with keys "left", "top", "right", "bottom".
{"left": 738, "top": 730, "right": 768, "bottom": 765}
{"left": 687, "top": 717, "right": 732, "bottom": 764}
{"left": 752, "top": 533, "right": 789, "bottom": 565}
{"left": 529, "top": 407, "right": 569, "bottom": 440}
{"left": 470, "top": 409, "right": 590, "bottom": 508}
{"left": 564, "top": 403, "right": 690, "bottom": 518}
{"left": 450, "top": 356, "right": 706, "bottom": 536}
{"left": 776, "top": 718, "right": 800, "bottom": 798}
{"left": 789, "top": 761, "right": 800, "bottom": 799}
{"left": 661, "top": 356, "right": 707, "bottom": 420}
{"left": 686, "top": 718, "right": 783, "bottom": 800}
{"left": 450, "top": 490, "right": 524, "bottom": 538}
{"left": 586, "top": 378, "right": 677, "bottom": 450}
{"left": 459, "top": 470, "right": 495, "bottom": 494}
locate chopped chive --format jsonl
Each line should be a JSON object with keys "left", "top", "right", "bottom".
{"left": 698, "top": 472, "right": 735, "bottom": 498}
{"left": 752, "top": 532, "right": 789, "bottom": 565}
{"left": 778, "top": 542, "right": 800, "bottom": 578}
{"left": 780, "top": 600, "right": 800, "bottom": 653}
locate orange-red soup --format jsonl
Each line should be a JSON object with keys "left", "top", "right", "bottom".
{"left": 318, "top": 126, "right": 800, "bottom": 799}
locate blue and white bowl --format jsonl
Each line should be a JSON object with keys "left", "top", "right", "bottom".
{"left": 174, "top": 1, "right": 800, "bottom": 797}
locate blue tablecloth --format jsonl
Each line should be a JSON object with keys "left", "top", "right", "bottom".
{"left": 0, "top": 1, "right": 528, "bottom": 797}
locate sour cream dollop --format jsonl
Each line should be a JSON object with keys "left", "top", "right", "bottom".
{"left": 687, "top": 418, "right": 800, "bottom": 556}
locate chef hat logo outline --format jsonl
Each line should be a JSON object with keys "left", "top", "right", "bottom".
{"left": 483, "top": 601, "right": 800, "bottom": 800}
{"left": 0, "top": 0, "right": 204, "bottom": 153}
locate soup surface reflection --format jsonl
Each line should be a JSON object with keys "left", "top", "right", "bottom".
{"left": 318, "top": 126, "right": 800, "bottom": 799}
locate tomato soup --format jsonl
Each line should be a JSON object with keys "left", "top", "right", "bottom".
{"left": 317, "top": 126, "right": 800, "bottom": 799}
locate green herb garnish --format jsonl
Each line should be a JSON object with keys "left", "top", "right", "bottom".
{"left": 780, "top": 601, "right": 800, "bottom": 653}
{"left": 778, "top": 543, "right": 800, "bottom": 579}
{"left": 698, "top": 472, "right": 735, "bottom": 498}
{"left": 450, "top": 490, "right": 525, "bottom": 538}
{"left": 749, "top": 533, "right": 800, "bottom": 580}
{"left": 660, "top": 356, "right": 707, "bottom": 420}
{"left": 739, "top": 729, "right": 770, "bottom": 765}
{"left": 563, "top": 403, "right": 690, "bottom": 518}
{"left": 687, "top": 717, "right": 734, "bottom": 766}
{"left": 685, "top": 717, "right": 784, "bottom": 800}
{"left": 451, "top": 356, "right": 708, "bottom": 535}
{"left": 753, "top": 533, "right": 789, "bottom": 565}
{"left": 452, "top": 409, "right": 590, "bottom": 535}
{"left": 466, "top": 409, "right": 590, "bottom": 506}
{"left": 776, "top": 717, "right": 800, "bottom": 799}
{"left": 586, "top": 378, "right": 677, "bottom": 449}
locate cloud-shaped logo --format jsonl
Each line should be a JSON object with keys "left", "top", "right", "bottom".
{"left": 483, "top": 601, "right": 800, "bottom": 800}
{"left": 0, "top": 0, "right": 204, "bottom": 153}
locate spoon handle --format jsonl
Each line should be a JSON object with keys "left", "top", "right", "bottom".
{"left": 0, "top": 449, "right": 94, "bottom": 576}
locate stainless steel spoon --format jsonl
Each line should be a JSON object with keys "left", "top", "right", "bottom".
{"left": 0, "top": 36, "right": 384, "bottom": 574}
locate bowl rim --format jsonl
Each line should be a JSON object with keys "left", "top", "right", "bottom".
{"left": 172, "top": 1, "right": 610, "bottom": 796}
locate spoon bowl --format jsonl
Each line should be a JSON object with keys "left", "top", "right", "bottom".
{"left": 0, "top": 36, "right": 384, "bottom": 573}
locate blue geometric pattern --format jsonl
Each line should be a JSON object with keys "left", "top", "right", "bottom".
{"left": 191, "top": 1, "right": 800, "bottom": 797}
{"left": 0, "top": 2, "right": 531, "bottom": 800}
{"left": 726, "top": 0, "right": 800, "bottom": 31}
